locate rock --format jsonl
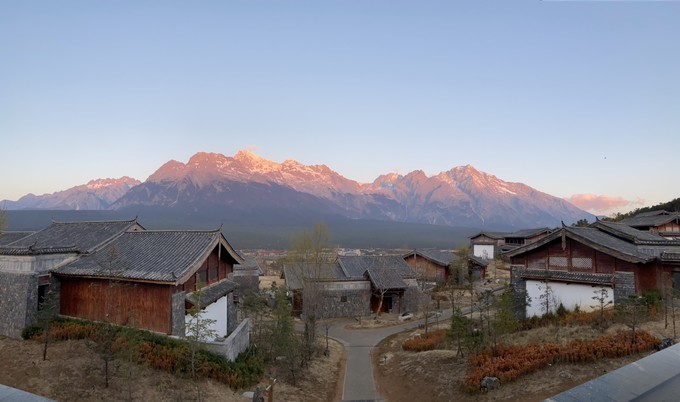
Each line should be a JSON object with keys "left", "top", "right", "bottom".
{"left": 481, "top": 376, "right": 500, "bottom": 390}
{"left": 559, "top": 371, "right": 573, "bottom": 379}
{"left": 658, "top": 338, "right": 675, "bottom": 351}
{"left": 251, "top": 385, "right": 265, "bottom": 402}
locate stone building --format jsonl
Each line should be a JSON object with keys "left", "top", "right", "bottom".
{"left": 282, "top": 255, "right": 421, "bottom": 318}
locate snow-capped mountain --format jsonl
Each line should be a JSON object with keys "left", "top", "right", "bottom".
{"left": 2, "top": 151, "right": 593, "bottom": 229}
{"left": 110, "top": 151, "right": 592, "bottom": 229}
{"left": 2, "top": 177, "right": 141, "bottom": 211}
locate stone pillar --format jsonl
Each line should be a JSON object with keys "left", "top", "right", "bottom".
{"left": 614, "top": 271, "right": 636, "bottom": 304}
{"left": 510, "top": 265, "right": 527, "bottom": 321}
{"left": 171, "top": 291, "right": 186, "bottom": 336}
{"left": 227, "top": 292, "right": 237, "bottom": 336}
{"left": 0, "top": 272, "right": 37, "bottom": 338}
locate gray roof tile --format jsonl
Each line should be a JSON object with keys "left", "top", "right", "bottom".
{"left": 0, "top": 231, "right": 34, "bottom": 246}
{"left": 186, "top": 279, "right": 237, "bottom": 307}
{"left": 55, "top": 230, "right": 242, "bottom": 283}
{"left": 7, "top": 219, "right": 139, "bottom": 253}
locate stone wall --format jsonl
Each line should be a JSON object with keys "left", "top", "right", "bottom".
{"left": 305, "top": 281, "right": 371, "bottom": 318}
{"left": 204, "top": 318, "right": 250, "bottom": 362}
{"left": 614, "top": 271, "right": 636, "bottom": 304}
{"left": 0, "top": 271, "right": 38, "bottom": 338}
{"left": 227, "top": 292, "right": 237, "bottom": 335}
{"left": 401, "top": 285, "right": 423, "bottom": 314}
{"left": 510, "top": 265, "right": 528, "bottom": 321}
{"left": 170, "top": 291, "right": 186, "bottom": 337}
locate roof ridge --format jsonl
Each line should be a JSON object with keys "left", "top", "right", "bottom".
{"left": 50, "top": 218, "right": 138, "bottom": 224}
{"left": 126, "top": 228, "right": 222, "bottom": 234}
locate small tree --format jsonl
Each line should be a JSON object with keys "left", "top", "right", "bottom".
{"left": 492, "top": 285, "right": 518, "bottom": 354}
{"left": 185, "top": 282, "right": 217, "bottom": 402}
{"left": 34, "top": 288, "right": 60, "bottom": 361}
{"left": 271, "top": 289, "right": 301, "bottom": 385}
{"left": 536, "top": 272, "right": 555, "bottom": 317}
{"left": 616, "top": 295, "right": 646, "bottom": 351}
{"left": 591, "top": 287, "right": 613, "bottom": 330}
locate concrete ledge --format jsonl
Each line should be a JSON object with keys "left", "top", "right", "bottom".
{"left": 204, "top": 318, "right": 250, "bottom": 362}
{"left": 546, "top": 342, "right": 680, "bottom": 401}
{"left": 0, "top": 384, "right": 55, "bottom": 401}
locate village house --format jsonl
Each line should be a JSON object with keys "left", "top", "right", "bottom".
{"left": 504, "top": 220, "right": 680, "bottom": 318}
{"left": 403, "top": 248, "right": 488, "bottom": 283}
{"left": 0, "top": 219, "right": 251, "bottom": 360}
{"left": 619, "top": 210, "right": 680, "bottom": 239}
{"left": 469, "top": 228, "right": 552, "bottom": 259}
{"left": 283, "top": 255, "right": 421, "bottom": 318}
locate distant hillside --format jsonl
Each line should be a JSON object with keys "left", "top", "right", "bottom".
{"left": 2, "top": 150, "right": 594, "bottom": 231}
{"left": 4, "top": 210, "right": 479, "bottom": 250}
{"left": 608, "top": 197, "right": 680, "bottom": 221}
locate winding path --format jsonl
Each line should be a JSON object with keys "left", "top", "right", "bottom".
{"left": 328, "top": 311, "right": 457, "bottom": 402}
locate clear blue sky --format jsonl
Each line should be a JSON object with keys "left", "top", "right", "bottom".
{"left": 1, "top": 1, "right": 678, "bottom": 216}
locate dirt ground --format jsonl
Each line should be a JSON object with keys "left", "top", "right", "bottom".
{"left": 374, "top": 317, "right": 672, "bottom": 402}
{"left": 0, "top": 336, "right": 344, "bottom": 402}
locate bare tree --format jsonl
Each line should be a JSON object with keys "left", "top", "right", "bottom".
{"left": 185, "top": 281, "right": 217, "bottom": 402}
{"left": 34, "top": 288, "right": 60, "bottom": 361}
{"left": 286, "top": 222, "right": 334, "bottom": 367}
{"left": 591, "top": 287, "right": 613, "bottom": 330}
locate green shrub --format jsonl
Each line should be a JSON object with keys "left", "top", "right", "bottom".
{"left": 21, "top": 325, "right": 43, "bottom": 340}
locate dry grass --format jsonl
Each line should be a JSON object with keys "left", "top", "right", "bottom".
{"left": 0, "top": 335, "right": 344, "bottom": 402}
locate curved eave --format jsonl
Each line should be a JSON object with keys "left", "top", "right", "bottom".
{"left": 176, "top": 233, "right": 244, "bottom": 285}
{"left": 52, "top": 271, "right": 175, "bottom": 286}
{"left": 504, "top": 228, "right": 652, "bottom": 264}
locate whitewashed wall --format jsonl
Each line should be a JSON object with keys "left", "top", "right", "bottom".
{"left": 526, "top": 280, "right": 613, "bottom": 317}
{"left": 185, "top": 295, "right": 228, "bottom": 339}
{"left": 473, "top": 245, "right": 494, "bottom": 260}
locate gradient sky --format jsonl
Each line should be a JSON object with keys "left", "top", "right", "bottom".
{"left": 1, "top": 1, "right": 678, "bottom": 216}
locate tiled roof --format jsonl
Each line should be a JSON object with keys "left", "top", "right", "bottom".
{"left": 469, "top": 254, "right": 489, "bottom": 267}
{"left": 0, "top": 245, "right": 78, "bottom": 255}
{"left": 593, "top": 220, "right": 678, "bottom": 244}
{"left": 507, "top": 227, "right": 552, "bottom": 238}
{"left": 619, "top": 211, "right": 680, "bottom": 228}
{"left": 235, "top": 256, "right": 263, "bottom": 275}
{"left": 470, "top": 231, "right": 509, "bottom": 240}
{"left": 0, "top": 231, "right": 34, "bottom": 246}
{"left": 7, "top": 219, "right": 140, "bottom": 253}
{"left": 282, "top": 262, "right": 344, "bottom": 290}
{"left": 520, "top": 269, "right": 615, "bottom": 285}
{"left": 366, "top": 265, "right": 407, "bottom": 290}
{"left": 337, "top": 255, "right": 415, "bottom": 279}
{"left": 503, "top": 227, "right": 660, "bottom": 263}
{"left": 55, "top": 230, "right": 242, "bottom": 283}
{"left": 186, "top": 279, "right": 237, "bottom": 307}
{"left": 407, "top": 249, "right": 454, "bottom": 266}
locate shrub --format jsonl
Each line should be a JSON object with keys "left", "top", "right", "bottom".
{"left": 402, "top": 329, "right": 447, "bottom": 352}
{"left": 21, "top": 325, "right": 43, "bottom": 340}
{"left": 463, "top": 330, "right": 659, "bottom": 393}
{"left": 22, "top": 318, "right": 263, "bottom": 389}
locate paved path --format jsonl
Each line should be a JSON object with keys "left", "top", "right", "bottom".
{"left": 328, "top": 310, "right": 457, "bottom": 402}
{"left": 328, "top": 287, "right": 505, "bottom": 402}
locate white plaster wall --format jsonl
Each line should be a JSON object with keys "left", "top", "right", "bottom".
{"left": 185, "top": 295, "right": 228, "bottom": 339}
{"left": 473, "top": 245, "right": 494, "bottom": 260}
{"left": 526, "top": 280, "right": 613, "bottom": 317}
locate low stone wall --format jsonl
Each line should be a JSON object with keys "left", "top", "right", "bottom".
{"left": 510, "top": 266, "right": 528, "bottom": 320}
{"left": 171, "top": 291, "right": 186, "bottom": 337}
{"left": 204, "top": 318, "right": 250, "bottom": 362}
{"left": 0, "top": 271, "right": 37, "bottom": 338}
{"left": 614, "top": 271, "right": 636, "bottom": 303}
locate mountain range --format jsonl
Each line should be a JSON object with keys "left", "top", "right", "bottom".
{"left": 3, "top": 151, "right": 593, "bottom": 236}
